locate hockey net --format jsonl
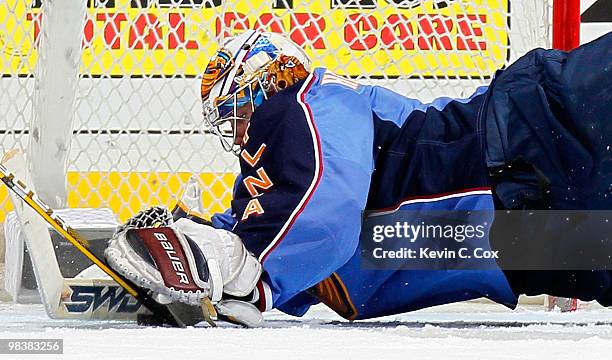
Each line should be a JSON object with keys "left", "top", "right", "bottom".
{"left": 0, "top": 0, "right": 570, "bottom": 223}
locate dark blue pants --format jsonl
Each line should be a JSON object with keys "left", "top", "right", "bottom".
{"left": 484, "top": 32, "right": 612, "bottom": 305}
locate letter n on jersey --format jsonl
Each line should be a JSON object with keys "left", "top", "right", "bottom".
{"left": 243, "top": 167, "right": 273, "bottom": 197}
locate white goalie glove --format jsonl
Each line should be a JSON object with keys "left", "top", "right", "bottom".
{"left": 104, "top": 207, "right": 264, "bottom": 326}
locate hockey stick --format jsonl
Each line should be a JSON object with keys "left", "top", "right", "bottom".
{"left": 0, "top": 158, "right": 186, "bottom": 327}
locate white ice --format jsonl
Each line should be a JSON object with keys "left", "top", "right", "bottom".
{"left": 2, "top": 301, "right": 612, "bottom": 360}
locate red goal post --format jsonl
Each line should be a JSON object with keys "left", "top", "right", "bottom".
{"left": 553, "top": 0, "right": 581, "bottom": 51}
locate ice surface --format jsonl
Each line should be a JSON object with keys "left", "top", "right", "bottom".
{"left": 1, "top": 301, "right": 612, "bottom": 359}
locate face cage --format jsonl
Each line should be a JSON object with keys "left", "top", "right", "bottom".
{"left": 202, "top": 74, "right": 269, "bottom": 156}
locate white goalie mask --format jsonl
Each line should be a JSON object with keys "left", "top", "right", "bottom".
{"left": 201, "top": 30, "right": 311, "bottom": 155}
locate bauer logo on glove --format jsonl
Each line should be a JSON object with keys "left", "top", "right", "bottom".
{"left": 105, "top": 218, "right": 225, "bottom": 306}
{"left": 129, "top": 227, "right": 205, "bottom": 292}
{"left": 105, "top": 208, "right": 262, "bottom": 310}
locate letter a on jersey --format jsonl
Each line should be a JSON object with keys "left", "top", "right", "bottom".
{"left": 242, "top": 198, "right": 265, "bottom": 220}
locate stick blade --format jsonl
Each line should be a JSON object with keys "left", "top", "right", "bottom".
{"left": 2, "top": 149, "right": 64, "bottom": 318}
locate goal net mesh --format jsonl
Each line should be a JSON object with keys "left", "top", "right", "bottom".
{"left": 0, "top": 0, "right": 552, "bottom": 222}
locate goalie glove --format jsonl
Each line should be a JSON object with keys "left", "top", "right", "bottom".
{"left": 105, "top": 209, "right": 262, "bottom": 307}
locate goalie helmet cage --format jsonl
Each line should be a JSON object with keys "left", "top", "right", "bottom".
{"left": 0, "top": 0, "right": 580, "bottom": 222}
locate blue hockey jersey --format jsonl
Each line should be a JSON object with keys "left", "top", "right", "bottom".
{"left": 208, "top": 32, "right": 612, "bottom": 317}
{"left": 219, "top": 67, "right": 517, "bottom": 320}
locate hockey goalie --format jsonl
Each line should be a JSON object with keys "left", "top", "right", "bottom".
{"left": 105, "top": 30, "right": 612, "bottom": 327}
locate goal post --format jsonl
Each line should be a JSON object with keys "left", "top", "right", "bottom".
{"left": 553, "top": 0, "right": 581, "bottom": 51}
{"left": 29, "top": 0, "right": 87, "bottom": 208}
{"left": 0, "top": 0, "right": 582, "bottom": 223}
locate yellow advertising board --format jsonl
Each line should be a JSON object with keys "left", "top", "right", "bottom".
{"left": 0, "top": 0, "right": 509, "bottom": 78}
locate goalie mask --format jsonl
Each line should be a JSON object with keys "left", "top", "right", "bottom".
{"left": 201, "top": 30, "right": 311, "bottom": 155}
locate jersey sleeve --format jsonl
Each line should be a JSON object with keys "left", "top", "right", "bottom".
{"left": 231, "top": 73, "right": 374, "bottom": 309}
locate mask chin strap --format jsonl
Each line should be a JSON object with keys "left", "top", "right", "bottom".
{"left": 214, "top": 109, "right": 241, "bottom": 156}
